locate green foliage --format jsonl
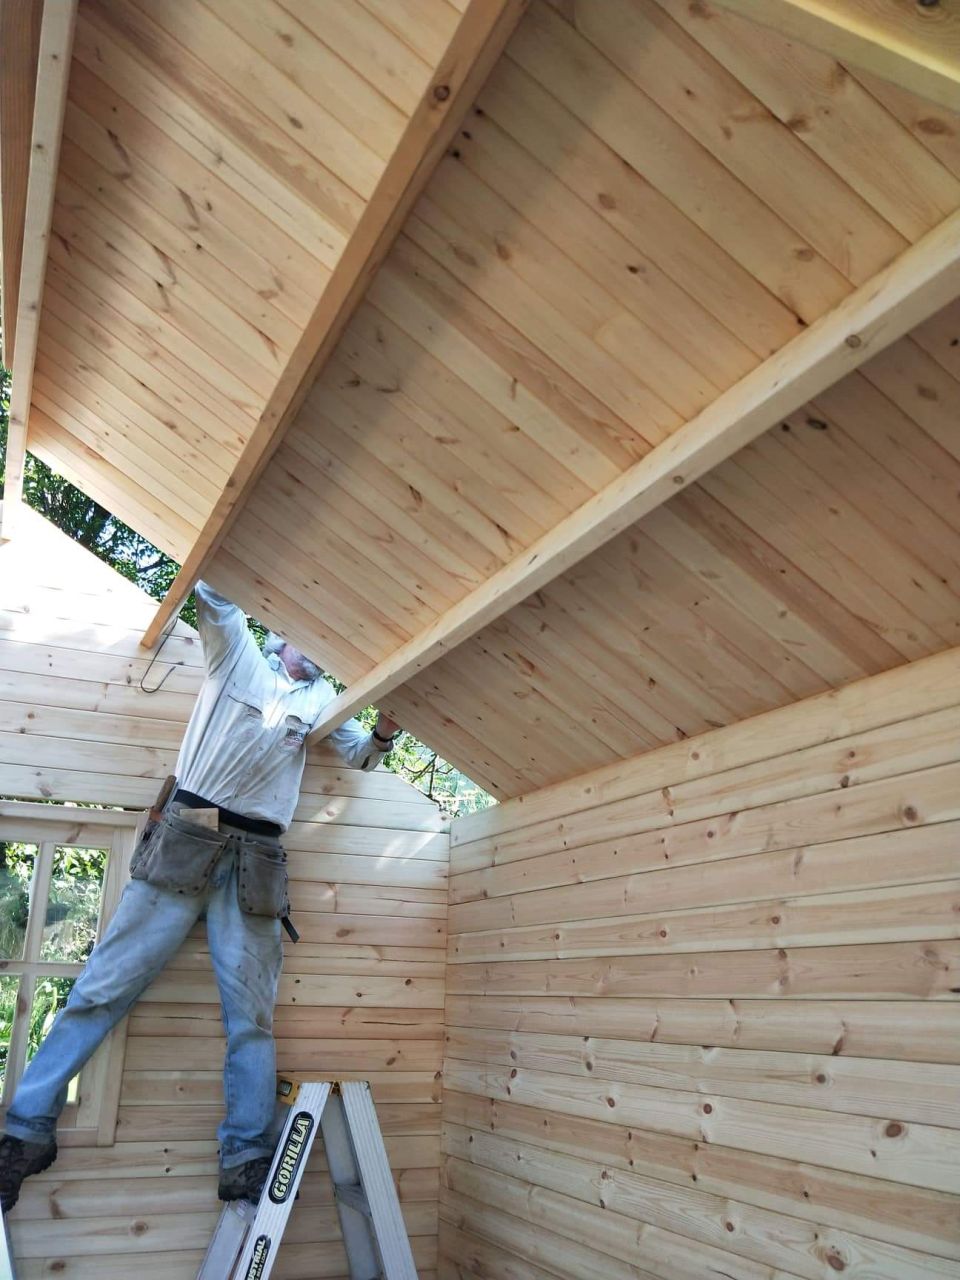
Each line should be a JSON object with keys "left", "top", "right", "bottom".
{"left": 24, "top": 978, "right": 75, "bottom": 1065}
{"left": 42, "top": 845, "right": 107, "bottom": 963}
{"left": 0, "top": 359, "right": 493, "bottom": 816}
{"left": 0, "top": 841, "right": 32, "bottom": 961}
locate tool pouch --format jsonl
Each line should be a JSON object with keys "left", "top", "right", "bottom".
{"left": 237, "top": 838, "right": 291, "bottom": 919}
{"left": 130, "top": 809, "right": 227, "bottom": 895}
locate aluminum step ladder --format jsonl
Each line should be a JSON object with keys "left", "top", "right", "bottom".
{"left": 198, "top": 1079, "right": 418, "bottom": 1280}
{"left": 0, "top": 1204, "right": 15, "bottom": 1280}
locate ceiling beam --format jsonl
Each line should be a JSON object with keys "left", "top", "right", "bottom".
{"left": 1, "top": 0, "right": 76, "bottom": 543}
{"left": 307, "top": 207, "right": 960, "bottom": 742}
{"left": 141, "top": 0, "right": 530, "bottom": 651}
{"left": 0, "top": 0, "right": 43, "bottom": 372}
{"left": 709, "top": 0, "right": 960, "bottom": 113}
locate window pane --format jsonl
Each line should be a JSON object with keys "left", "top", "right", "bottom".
{"left": 0, "top": 974, "right": 21, "bottom": 1093}
{"left": 26, "top": 977, "right": 75, "bottom": 1067}
{"left": 40, "top": 846, "right": 108, "bottom": 963}
{"left": 0, "top": 843, "right": 37, "bottom": 961}
{"left": 27, "top": 978, "right": 80, "bottom": 1103}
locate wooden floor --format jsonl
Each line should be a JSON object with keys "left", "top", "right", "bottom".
{"left": 0, "top": 509, "right": 448, "bottom": 1278}
{"left": 439, "top": 647, "right": 960, "bottom": 1279}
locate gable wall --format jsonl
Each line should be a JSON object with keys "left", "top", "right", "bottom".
{"left": 0, "top": 508, "right": 447, "bottom": 1277}
{"left": 440, "top": 648, "right": 960, "bottom": 1279}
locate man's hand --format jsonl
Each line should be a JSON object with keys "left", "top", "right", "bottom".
{"left": 374, "top": 713, "right": 400, "bottom": 743}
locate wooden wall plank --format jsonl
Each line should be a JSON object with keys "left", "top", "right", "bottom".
{"left": 440, "top": 659, "right": 960, "bottom": 1277}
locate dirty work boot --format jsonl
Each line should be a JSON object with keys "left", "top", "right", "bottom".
{"left": 218, "top": 1154, "right": 273, "bottom": 1204}
{"left": 0, "top": 1134, "right": 58, "bottom": 1211}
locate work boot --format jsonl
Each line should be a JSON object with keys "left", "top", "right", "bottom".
{"left": 0, "top": 1134, "right": 58, "bottom": 1211}
{"left": 218, "top": 1154, "right": 273, "bottom": 1204}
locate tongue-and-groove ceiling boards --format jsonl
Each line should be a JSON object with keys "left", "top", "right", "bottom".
{"left": 6, "top": 0, "right": 960, "bottom": 797}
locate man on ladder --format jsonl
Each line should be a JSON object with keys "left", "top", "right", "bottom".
{"left": 201, "top": 1078, "right": 419, "bottom": 1279}
{"left": 0, "top": 583, "right": 401, "bottom": 1210}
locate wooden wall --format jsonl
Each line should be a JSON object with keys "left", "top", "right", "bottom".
{"left": 0, "top": 507, "right": 448, "bottom": 1278}
{"left": 440, "top": 648, "right": 960, "bottom": 1280}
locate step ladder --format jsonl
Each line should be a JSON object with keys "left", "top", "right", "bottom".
{"left": 0, "top": 1202, "right": 14, "bottom": 1280}
{"left": 198, "top": 1079, "right": 418, "bottom": 1280}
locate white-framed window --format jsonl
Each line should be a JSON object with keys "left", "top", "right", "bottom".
{"left": 0, "top": 801, "right": 138, "bottom": 1147}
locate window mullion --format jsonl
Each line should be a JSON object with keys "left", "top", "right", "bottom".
{"left": 23, "top": 842, "right": 56, "bottom": 965}
{"left": 0, "top": 807, "right": 137, "bottom": 1143}
{"left": 3, "top": 973, "right": 37, "bottom": 1108}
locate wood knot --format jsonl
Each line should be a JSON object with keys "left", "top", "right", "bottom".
{"left": 702, "top": 1102, "right": 713, "bottom": 1114}
{"left": 917, "top": 116, "right": 952, "bottom": 135}
{"left": 826, "top": 1251, "right": 847, "bottom": 1272}
{"left": 885, "top": 1121, "right": 904, "bottom": 1138}
{"left": 433, "top": 83, "right": 451, "bottom": 101}
{"left": 902, "top": 805, "right": 919, "bottom": 823}
{"left": 844, "top": 334, "right": 862, "bottom": 349}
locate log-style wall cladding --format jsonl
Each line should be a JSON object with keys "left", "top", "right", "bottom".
{"left": 440, "top": 648, "right": 960, "bottom": 1279}
{"left": 0, "top": 508, "right": 448, "bottom": 1278}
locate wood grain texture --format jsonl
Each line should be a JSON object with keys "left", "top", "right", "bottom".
{"left": 439, "top": 657, "right": 960, "bottom": 1277}
{"left": 0, "top": 0, "right": 42, "bottom": 370}
{"left": 1, "top": 0, "right": 77, "bottom": 541}
{"left": 142, "top": 0, "right": 531, "bottom": 647}
{"left": 710, "top": 0, "right": 960, "bottom": 113}
{"left": 308, "top": 206, "right": 960, "bottom": 738}
{"left": 200, "top": 0, "right": 960, "bottom": 798}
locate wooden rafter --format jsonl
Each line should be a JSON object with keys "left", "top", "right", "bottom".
{"left": 141, "top": 0, "right": 530, "bottom": 651}
{"left": 1, "top": 0, "right": 76, "bottom": 543}
{"left": 709, "top": 0, "right": 960, "bottom": 113}
{"left": 307, "top": 208, "right": 960, "bottom": 742}
{"left": 0, "top": 0, "right": 42, "bottom": 372}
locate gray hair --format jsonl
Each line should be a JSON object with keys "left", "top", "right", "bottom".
{"left": 264, "top": 631, "right": 322, "bottom": 683}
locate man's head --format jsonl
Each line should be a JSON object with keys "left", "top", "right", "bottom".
{"left": 263, "top": 632, "right": 322, "bottom": 683}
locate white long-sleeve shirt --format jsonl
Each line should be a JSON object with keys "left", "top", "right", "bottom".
{"left": 173, "top": 583, "right": 388, "bottom": 830}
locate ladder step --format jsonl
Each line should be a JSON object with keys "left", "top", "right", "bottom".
{"left": 196, "top": 1078, "right": 417, "bottom": 1280}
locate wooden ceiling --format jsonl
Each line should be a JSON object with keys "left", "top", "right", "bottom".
{"left": 10, "top": 0, "right": 485, "bottom": 557}
{"left": 205, "top": 0, "right": 960, "bottom": 795}
{"left": 6, "top": 0, "right": 960, "bottom": 799}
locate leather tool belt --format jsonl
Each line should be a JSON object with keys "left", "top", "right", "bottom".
{"left": 131, "top": 781, "right": 299, "bottom": 941}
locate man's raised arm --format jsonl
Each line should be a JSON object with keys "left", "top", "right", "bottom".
{"left": 325, "top": 711, "right": 399, "bottom": 773}
{"left": 194, "top": 582, "right": 258, "bottom": 674}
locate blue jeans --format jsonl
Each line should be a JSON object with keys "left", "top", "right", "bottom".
{"left": 4, "top": 821, "right": 284, "bottom": 1167}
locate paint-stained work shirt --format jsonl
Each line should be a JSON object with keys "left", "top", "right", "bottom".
{"left": 174, "top": 582, "right": 388, "bottom": 831}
